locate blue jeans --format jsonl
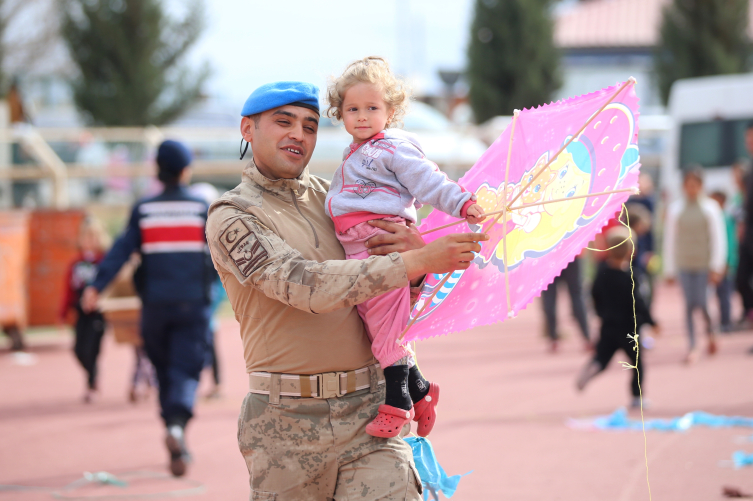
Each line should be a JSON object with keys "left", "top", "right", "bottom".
{"left": 678, "top": 271, "right": 711, "bottom": 350}
{"left": 141, "top": 301, "right": 212, "bottom": 426}
{"left": 716, "top": 272, "right": 732, "bottom": 331}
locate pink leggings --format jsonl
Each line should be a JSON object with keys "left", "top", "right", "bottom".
{"left": 338, "top": 219, "right": 413, "bottom": 367}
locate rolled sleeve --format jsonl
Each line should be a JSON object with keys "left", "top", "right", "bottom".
{"left": 208, "top": 214, "right": 409, "bottom": 314}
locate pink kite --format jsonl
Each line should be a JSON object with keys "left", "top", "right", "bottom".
{"left": 404, "top": 79, "right": 641, "bottom": 342}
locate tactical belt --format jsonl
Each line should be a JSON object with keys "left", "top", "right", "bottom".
{"left": 248, "top": 363, "right": 385, "bottom": 404}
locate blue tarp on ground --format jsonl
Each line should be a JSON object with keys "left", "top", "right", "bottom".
{"left": 568, "top": 408, "right": 753, "bottom": 432}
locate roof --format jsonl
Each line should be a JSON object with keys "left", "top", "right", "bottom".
{"left": 555, "top": 0, "right": 753, "bottom": 49}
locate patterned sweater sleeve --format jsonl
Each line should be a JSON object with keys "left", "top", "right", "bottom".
{"left": 389, "top": 141, "right": 473, "bottom": 218}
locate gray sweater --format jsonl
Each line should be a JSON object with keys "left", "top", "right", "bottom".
{"left": 325, "top": 129, "right": 473, "bottom": 234}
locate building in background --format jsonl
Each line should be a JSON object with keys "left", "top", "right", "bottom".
{"left": 554, "top": 0, "right": 753, "bottom": 114}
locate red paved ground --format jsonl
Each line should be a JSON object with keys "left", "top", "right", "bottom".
{"left": 2, "top": 283, "right": 752, "bottom": 500}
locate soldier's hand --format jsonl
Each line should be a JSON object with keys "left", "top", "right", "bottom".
{"left": 402, "top": 232, "right": 489, "bottom": 280}
{"left": 81, "top": 286, "right": 99, "bottom": 313}
{"left": 365, "top": 219, "right": 425, "bottom": 255}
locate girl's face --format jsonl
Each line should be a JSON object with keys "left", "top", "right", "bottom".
{"left": 341, "top": 82, "right": 393, "bottom": 143}
{"left": 80, "top": 229, "right": 100, "bottom": 254}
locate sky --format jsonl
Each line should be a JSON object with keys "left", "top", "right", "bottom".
{"left": 180, "top": 0, "right": 476, "bottom": 105}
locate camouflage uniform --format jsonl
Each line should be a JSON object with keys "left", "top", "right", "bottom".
{"left": 207, "top": 161, "right": 423, "bottom": 500}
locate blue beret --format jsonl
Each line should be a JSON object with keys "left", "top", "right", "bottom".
{"left": 241, "top": 81, "right": 320, "bottom": 117}
{"left": 156, "top": 140, "right": 192, "bottom": 175}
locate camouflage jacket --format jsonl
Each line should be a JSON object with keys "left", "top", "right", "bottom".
{"left": 206, "top": 161, "right": 410, "bottom": 374}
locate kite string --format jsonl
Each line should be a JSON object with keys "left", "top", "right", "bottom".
{"left": 587, "top": 204, "right": 652, "bottom": 501}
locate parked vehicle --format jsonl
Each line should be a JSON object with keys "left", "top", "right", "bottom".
{"left": 661, "top": 73, "right": 753, "bottom": 201}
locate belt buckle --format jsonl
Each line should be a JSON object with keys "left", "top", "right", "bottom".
{"left": 317, "top": 372, "right": 342, "bottom": 399}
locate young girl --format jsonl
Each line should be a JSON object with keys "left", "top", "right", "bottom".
{"left": 325, "top": 57, "right": 485, "bottom": 438}
{"left": 60, "top": 217, "right": 111, "bottom": 403}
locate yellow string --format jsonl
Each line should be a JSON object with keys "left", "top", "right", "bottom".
{"left": 589, "top": 204, "right": 652, "bottom": 501}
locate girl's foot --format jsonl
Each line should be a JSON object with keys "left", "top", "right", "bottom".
{"left": 684, "top": 349, "right": 700, "bottom": 364}
{"left": 83, "top": 388, "right": 98, "bottom": 404}
{"left": 708, "top": 337, "right": 718, "bottom": 355}
{"left": 412, "top": 382, "right": 440, "bottom": 437}
{"left": 366, "top": 405, "right": 414, "bottom": 438}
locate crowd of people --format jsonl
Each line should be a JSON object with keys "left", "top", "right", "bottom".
{"left": 548, "top": 121, "right": 753, "bottom": 406}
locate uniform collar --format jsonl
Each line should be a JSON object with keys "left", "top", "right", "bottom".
{"left": 242, "top": 159, "right": 310, "bottom": 200}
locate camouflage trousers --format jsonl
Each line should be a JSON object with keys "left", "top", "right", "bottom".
{"left": 237, "top": 384, "right": 423, "bottom": 501}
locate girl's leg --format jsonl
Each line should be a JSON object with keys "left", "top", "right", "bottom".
{"left": 74, "top": 313, "right": 105, "bottom": 390}
{"left": 717, "top": 273, "right": 732, "bottom": 331}
{"left": 678, "top": 272, "right": 696, "bottom": 352}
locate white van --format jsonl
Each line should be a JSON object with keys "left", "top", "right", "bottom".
{"left": 662, "top": 73, "right": 753, "bottom": 201}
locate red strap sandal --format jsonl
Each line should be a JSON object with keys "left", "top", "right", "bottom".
{"left": 365, "top": 405, "right": 415, "bottom": 438}
{"left": 412, "top": 382, "right": 440, "bottom": 437}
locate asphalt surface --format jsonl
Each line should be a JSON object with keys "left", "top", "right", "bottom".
{"left": 1, "top": 282, "right": 752, "bottom": 500}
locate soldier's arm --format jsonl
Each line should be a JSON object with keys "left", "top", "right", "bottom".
{"left": 208, "top": 214, "right": 409, "bottom": 314}
{"left": 92, "top": 205, "right": 142, "bottom": 292}
{"left": 209, "top": 214, "right": 485, "bottom": 315}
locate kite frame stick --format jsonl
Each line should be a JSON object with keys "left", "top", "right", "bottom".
{"left": 420, "top": 187, "right": 638, "bottom": 235}
{"left": 507, "top": 187, "right": 638, "bottom": 211}
{"left": 500, "top": 110, "right": 518, "bottom": 316}
{"left": 505, "top": 77, "right": 635, "bottom": 210}
{"left": 398, "top": 272, "right": 452, "bottom": 342}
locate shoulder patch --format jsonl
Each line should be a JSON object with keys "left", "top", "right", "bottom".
{"left": 220, "top": 219, "right": 269, "bottom": 277}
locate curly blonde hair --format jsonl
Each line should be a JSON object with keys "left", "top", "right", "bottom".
{"left": 326, "top": 56, "right": 410, "bottom": 128}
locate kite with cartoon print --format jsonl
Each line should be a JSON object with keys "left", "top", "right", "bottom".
{"left": 403, "top": 80, "right": 641, "bottom": 342}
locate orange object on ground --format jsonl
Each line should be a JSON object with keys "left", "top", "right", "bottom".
{"left": 365, "top": 404, "right": 414, "bottom": 438}
{"left": 27, "top": 210, "right": 85, "bottom": 326}
{"left": 413, "top": 382, "right": 440, "bottom": 437}
{"left": 0, "top": 211, "right": 30, "bottom": 327}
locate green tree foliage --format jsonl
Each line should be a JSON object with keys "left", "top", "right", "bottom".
{"left": 467, "top": 0, "right": 561, "bottom": 124}
{"left": 61, "top": 0, "right": 209, "bottom": 126}
{"left": 655, "top": 0, "right": 751, "bottom": 105}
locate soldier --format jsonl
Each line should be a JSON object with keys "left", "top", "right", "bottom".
{"left": 206, "top": 81, "right": 486, "bottom": 500}
{"left": 82, "top": 140, "right": 215, "bottom": 477}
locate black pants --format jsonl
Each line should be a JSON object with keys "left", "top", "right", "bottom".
{"left": 736, "top": 241, "right": 753, "bottom": 317}
{"left": 74, "top": 311, "right": 106, "bottom": 389}
{"left": 594, "top": 326, "right": 643, "bottom": 398}
{"left": 141, "top": 301, "right": 211, "bottom": 427}
{"left": 541, "top": 258, "right": 590, "bottom": 341}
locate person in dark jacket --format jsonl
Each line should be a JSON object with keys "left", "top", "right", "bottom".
{"left": 81, "top": 140, "right": 216, "bottom": 477}
{"left": 60, "top": 217, "right": 110, "bottom": 403}
{"left": 576, "top": 226, "right": 658, "bottom": 408}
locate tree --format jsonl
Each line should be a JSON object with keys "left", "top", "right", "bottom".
{"left": 0, "top": 0, "right": 62, "bottom": 96}
{"left": 466, "top": 0, "right": 561, "bottom": 124}
{"left": 61, "top": 0, "right": 209, "bottom": 126}
{"left": 655, "top": 0, "right": 751, "bottom": 105}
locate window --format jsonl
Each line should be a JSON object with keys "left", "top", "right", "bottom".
{"left": 679, "top": 118, "right": 752, "bottom": 169}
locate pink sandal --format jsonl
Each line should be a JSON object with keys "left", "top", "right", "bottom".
{"left": 366, "top": 405, "right": 414, "bottom": 438}
{"left": 412, "top": 382, "right": 440, "bottom": 437}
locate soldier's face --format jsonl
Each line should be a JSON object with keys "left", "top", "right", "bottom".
{"left": 242, "top": 105, "right": 319, "bottom": 179}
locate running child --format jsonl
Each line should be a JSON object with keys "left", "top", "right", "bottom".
{"left": 325, "top": 56, "right": 486, "bottom": 438}
{"left": 60, "top": 217, "right": 111, "bottom": 403}
{"left": 576, "top": 226, "right": 658, "bottom": 407}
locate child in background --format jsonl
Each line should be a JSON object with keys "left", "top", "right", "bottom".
{"left": 577, "top": 226, "right": 658, "bottom": 408}
{"left": 60, "top": 217, "right": 111, "bottom": 403}
{"left": 325, "top": 56, "right": 486, "bottom": 438}
{"left": 709, "top": 191, "right": 737, "bottom": 333}
{"left": 663, "top": 168, "right": 727, "bottom": 363}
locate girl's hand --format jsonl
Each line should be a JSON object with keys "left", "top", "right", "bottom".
{"left": 465, "top": 204, "right": 487, "bottom": 225}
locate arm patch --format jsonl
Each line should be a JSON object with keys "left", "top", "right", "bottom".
{"left": 220, "top": 219, "right": 269, "bottom": 277}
